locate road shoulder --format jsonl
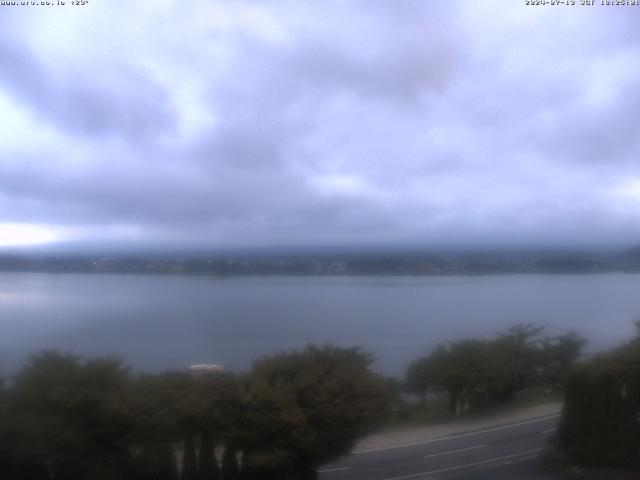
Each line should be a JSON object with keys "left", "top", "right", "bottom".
{"left": 354, "top": 402, "right": 562, "bottom": 454}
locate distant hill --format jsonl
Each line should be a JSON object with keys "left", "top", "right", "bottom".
{"left": 0, "top": 255, "right": 30, "bottom": 270}
{"left": 0, "top": 247, "right": 637, "bottom": 276}
{"left": 620, "top": 244, "right": 640, "bottom": 258}
{"left": 617, "top": 244, "right": 640, "bottom": 270}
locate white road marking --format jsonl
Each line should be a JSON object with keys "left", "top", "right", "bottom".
{"left": 317, "top": 467, "right": 352, "bottom": 473}
{"left": 354, "top": 414, "right": 560, "bottom": 454}
{"left": 541, "top": 428, "right": 557, "bottom": 434}
{"left": 514, "top": 455, "right": 540, "bottom": 462}
{"left": 381, "top": 448, "right": 543, "bottom": 480}
{"left": 423, "top": 443, "right": 487, "bottom": 459}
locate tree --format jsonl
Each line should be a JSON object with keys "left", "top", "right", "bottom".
{"left": 221, "top": 446, "right": 240, "bottom": 480}
{"left": 8, "top": 351, "right": 135, "bottom": 480}
{"left": 128, "top": 374, "right": 183, "bottom": 480}
{"left": 197, "top": 373, "right": 242, "bottom": 455}
{"left": 539, "top": 331, "right": 586, "bottom": 388}
{"left": 491, "top": 323, "right": 545, "bottom": 401}
{"left": 0, "top": 377, "right": 16, "bottom": 479}
{"left": 198, "top": 431, "right": 219, "bottom": 479}
{"left": 406, "top": 324, "right": 583, "bottom": 415}
{"left": 559, "top": 326, "right": 640, "bottom": 470}
{"left": 238, "top": 345, "right": 391, "bottom": 478}
{"left": 407, "top": 339, "right": 504, "bottom": 415}
{"left": 405, "top": 357, "right": 433, "bottom": 404}
{"left": 158, "top": 444, "right": 180, "bottom": 480}
{"left": 182, "top": 434, "right": 198, "bottom": 480}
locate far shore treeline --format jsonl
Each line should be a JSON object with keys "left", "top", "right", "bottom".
{"left": 1, "top": 323, "right": 638, "bottom": 479}
{"left": 3, "top": 245, "right": 640, "bottom": 276}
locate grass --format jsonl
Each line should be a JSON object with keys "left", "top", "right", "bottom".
{"left": 386, "top": 387, "right": 563, "bottom": 429}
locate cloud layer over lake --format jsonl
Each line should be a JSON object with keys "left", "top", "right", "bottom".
{"left": 1, "top": 1, "right": 639, "bottom": 249}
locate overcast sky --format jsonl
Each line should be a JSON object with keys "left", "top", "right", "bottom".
{"left": 1, "top": 0, "right": 640, "bottom": 251}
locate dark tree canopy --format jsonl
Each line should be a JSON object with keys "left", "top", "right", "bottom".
{"left": 6, "top": 352, "right": 134, "bottom": 480}
{"left": 239, "top": 345, "right": 391, "bottom": 474}
{"left": 198, "top": 431, "right": 219, "bottom": 480}
{"left": 406, "top": 324, "right": 585, "bottom": 415}
{"left": 0, "top": 344, "right": 391, "bottom": 480}
{"left": 559, "top": 326, "right": 640, "bottom": 470}
{"left": 221, "top": 446, "right": 240, "bottom": 480}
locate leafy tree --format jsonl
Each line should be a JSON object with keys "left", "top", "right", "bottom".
{"left": 2, "top": 344, "right": 391, "bottom": 480}
{"left": 221, "top": 446, "right": 240, "bottom": 480}
{"left": 238, "top": 345, "right": 390, "bottom": 478}
{"left": 158, "top": 444, "right": 180, "bottom": 480}
{"left": 128, "top": 374, "right": 183, "bottom": 479}
{"left": 182, "top": 434, "right": 198, "bottom": 480}
{"left": 197, "top": 373, "right": 242, "bottom": 451}
{"left": 405, "top": 357, "right": 434, "bottom": 403}
{"left": 406, "top": 324, "right": 585, "bottom": 415}
{"left": 491, "top": 323, "right": 545, "bottom": 401}
{"left": 8, "top": 351, "right": 134, "bottom": 480}
{"left": 198, "top": 431, "right": 219, "bottom": 479}
{"left": 539, "top": 331, "right": 586, "bottom": 387}
{"left": 0, "top": 376, "right": 10, "bottom": 478}
{"left": 559, "top": 325, "right": 640, "bottom": 469}
{"left": 407, "top": 340, "right": 502, "bottom": 414}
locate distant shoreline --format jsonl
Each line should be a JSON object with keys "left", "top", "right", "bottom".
{"left": 2, "top": 249, "right": 640, "bottom": 277}
{"left": 0, "top": 268, "right": 637, "bottom": 278}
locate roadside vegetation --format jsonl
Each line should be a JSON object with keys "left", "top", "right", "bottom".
{"left": 0, "top": 323, "right": 603, "bottom": 480}
{"left": 554, "top": 322, "right": 640, "bottom": 474}
{"left": 403, "top": 324, "right": 584, "bottom": 420}
{"left": 0, "top": 346, "right": 390, "bottom": 480}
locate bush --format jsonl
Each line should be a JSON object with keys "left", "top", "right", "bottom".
{"left": 558, "top": 326, "right": 640, "bottom": 470}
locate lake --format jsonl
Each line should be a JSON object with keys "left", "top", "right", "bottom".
{"left": 1, "top": 272, "right": 639, "bottom": 376}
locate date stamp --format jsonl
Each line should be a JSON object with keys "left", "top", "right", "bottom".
{"left": 525, "top": 0, "right": 640, "bottom": 5}
{"left": 0, "top": 1, "right": 89, "bottom": 6}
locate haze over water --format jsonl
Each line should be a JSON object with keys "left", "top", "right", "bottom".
{"left": 2, "top": 272, "right": 639, "bottom": 376}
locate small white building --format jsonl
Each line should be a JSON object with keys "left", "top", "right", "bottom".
{"left": 188, "top": 363, "right": 225, "bottom": 377}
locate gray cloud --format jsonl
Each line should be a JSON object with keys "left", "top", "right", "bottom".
{"left": 0, "top": 42, "right": 175, "bottom": 140}
{"left": 1, "top": 1, "right": 640, "bottom": 249}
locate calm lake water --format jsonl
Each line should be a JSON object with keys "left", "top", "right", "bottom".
{"left": 1, "top": 272, "right": 639, "bottom": 376}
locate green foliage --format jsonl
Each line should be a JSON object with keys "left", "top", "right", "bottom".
{"left": 406, "top": 355, "right": 435, "bottom": 403}
{"left": 182, "top": 434, "right": 198, "bottom": 480}
{"left": 559, "top": 327, "right": 640, "bottom": 470}
{"left": 221, "top": 446, "right": 240, "bottom": 480}
{"left": 539, "top": 331, "right": 587, "bottom": 387}
{"left": 406, "top": 324, "right": 585, "bottom": 415}
{"left": 131, "top": 443, "right": 179, "bottom": 480}
{"left": 239, "top": 345, "right": 391, "bottom": 472}
{"left": 197, "top": 372, "right": 243, "bottom": 441}
{"left": 6, "top": 351, "right": 135, "bottom": 480}
{"left": 129, "top": 374, "right": 181, "bottom": 444}
{"left": 159, "top": 444, "right": 180, "bottom": 480}
{"left": 0, "top": 378, "right": 10, "bottom": 478}
{"left": 1, "top": 344, "right": 390, "bottom": 479}
{"left": 198, "top": 432, "right": 219, "bottom": 480}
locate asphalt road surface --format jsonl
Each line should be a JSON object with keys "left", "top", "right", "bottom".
{"left": 318, "top": 413, "right": 561, "bottom": 480}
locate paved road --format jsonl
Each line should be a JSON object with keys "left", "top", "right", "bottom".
{"left": 318, "top": 413, "right": 561, "bottom": 479}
